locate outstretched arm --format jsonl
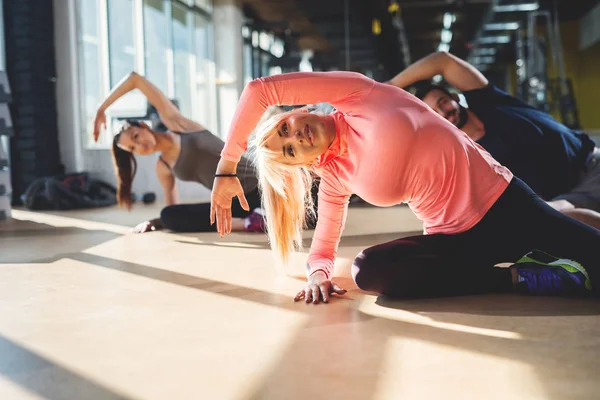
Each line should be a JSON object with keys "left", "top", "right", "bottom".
{"left": 306, "top": 178, "right": 351, "bottom": 278}
{"left": 386, "top": 51, "right": 488, "bottom": 92}
{"left": 94, "top": 72, "right": 203, "bottom": 141}
{"left": 294, "top": 175, "right": 351, "bottom": 304}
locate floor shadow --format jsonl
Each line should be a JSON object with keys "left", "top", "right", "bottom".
{"left": 174, "top": 239, "right": 272, "bottom": 250}
{"left": 0, "top": 334, "right": 132, "bottom": 400}
{"left": 337, "top": 231, "right": 423, "bottom": 248}
{"left": 0, "top": 226, "right": 90, "bottom": 239}
{"left": 0, "top": 220, "right": 120, "bottom": 264}
{"left": 173, "top": 230, "right": 423, "bottom": 252}
{"left": 34, "top": 252, "right": 314, "bottom": 313}
{"left": 348, "top": 200, "right": 408, "bottom": 209}
{"left": 243, "top": 306, "right": 386, "bottom": 400}
{"left": 376, "top": 293, "right": 600, "bottom": 317}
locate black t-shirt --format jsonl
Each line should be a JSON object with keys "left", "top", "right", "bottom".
{"left": 463, "top": 85, "right": 595, "bottom": 200}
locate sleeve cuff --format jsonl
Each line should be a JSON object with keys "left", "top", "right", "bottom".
{"left": 306, "top": 259, "right": 334, "bottom": 279}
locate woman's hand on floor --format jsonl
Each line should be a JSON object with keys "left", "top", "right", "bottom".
{"left": 294, "top": 271, "right": 347, "bottom": 304}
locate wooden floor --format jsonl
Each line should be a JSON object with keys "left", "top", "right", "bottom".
{"left": 0, "top": 202, "right": 599, "bottom": 400}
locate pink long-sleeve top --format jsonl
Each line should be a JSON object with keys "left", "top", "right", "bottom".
{"left": 222, "top": 72, "right": 513, "bottom": 278}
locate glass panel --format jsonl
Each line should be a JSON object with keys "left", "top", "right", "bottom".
{"left": 194, "top": 14, "right": 213, "bottom": 127}
{"left": 261, "top": 53, "right": 270, "bottom": 77}
{"left": 243, "top": 42, "right": 253, "bottom": 86}
{"left": 270, "top": 37, "right": 284, "bottom": 57}
{"left": 252, "top": 46, "right": 261, "bottom": 78}
{"left": 107, "top": 0, "right": 136, "bottom": 85}
{"left": 77, "top": 0, "right": 103, "bottom": 144}
{"left": 172, "top": 4, "right": 192, "bottom": 118}
{"left": 269, "top": 66, "right": 282, "bottom": 76}
{"left": 143, "top": 0, "right": 169, "bottom": 93}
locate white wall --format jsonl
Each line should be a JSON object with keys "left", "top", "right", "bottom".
{"left": 52, "top": 0, "right": 242, "bottom": 202}
{"left": 54, "top": 0, "right": 84, "bottom": 175}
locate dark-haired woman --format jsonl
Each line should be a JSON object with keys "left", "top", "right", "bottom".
{"left": 93, "top": 72, "right": 264, "bottom": 233}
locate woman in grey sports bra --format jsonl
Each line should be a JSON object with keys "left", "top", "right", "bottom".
{"left": 92, "top": 71, "right": 265, "bottom": 233}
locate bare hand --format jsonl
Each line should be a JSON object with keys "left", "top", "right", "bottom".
{"left": 210, "top": 176, "right": 249, "bottom": 237}
{"left": 294, "top": 271, "right": 347, "bottom": 304}
{"left": 93, "top": 109, "right": 107, "bottom": 143}
{"left": 132, "top": 220, "right": 157, "bottom": 233}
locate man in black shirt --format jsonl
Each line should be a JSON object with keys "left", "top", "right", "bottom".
{"left": 387, "top": 51, "right": 600, "bottom": 229}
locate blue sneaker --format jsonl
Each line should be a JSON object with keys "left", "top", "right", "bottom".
{"left": 511, "top": 250, "right": 592, "bottom": 296}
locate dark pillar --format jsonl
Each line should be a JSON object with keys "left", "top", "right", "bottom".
{"left": 4, "top": 0, "right": 62, "bottom": 204}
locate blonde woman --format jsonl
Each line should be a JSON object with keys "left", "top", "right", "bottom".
{"left": 211, "top": 71, "right": 599, "bottom": 304}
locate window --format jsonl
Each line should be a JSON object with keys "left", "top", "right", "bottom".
{"left": 269, "top": 66, "right": 282, "bottom": 76}
{"left": 259, "top": 32, "right": 272, "bottom": 52}
{"left": 77, "top": 0, "right": 104, "bottom": 144}
{"left": 242, "top": 28, "right": 283, "bottom": 80}
{"left": 270, "top": 37, "right": 284, "bottom": 58}
{"left": 261, "top": 53, "right": 271, "bottom": 77}
{"left": 75, "top": 0, "right": 217, "bottom": 147}
{"left": 143, "top": 0, "right": 169, "bottom": 93}
{"left": 107, "top": 0, "right": 136, "bottom": 85}
{"left": 193, "top": 14, "right": 215, "bottom": 129}
{"left": 172, "top": 4, "right": 192, "bottom": 118}
{"left": 243, "top": 42, "right": 253, "bottom": 86}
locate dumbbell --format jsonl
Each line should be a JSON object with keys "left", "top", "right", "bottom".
{"left": 131, "top": 192, "right": 156, "bottom": 204}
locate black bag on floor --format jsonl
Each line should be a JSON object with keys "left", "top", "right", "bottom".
{"left": 22, "top": 173, "right": 117, "bottom": 210}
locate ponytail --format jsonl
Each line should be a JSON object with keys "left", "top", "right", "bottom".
{"left": 111, "top": 133, "right": 137, "bottom": 209}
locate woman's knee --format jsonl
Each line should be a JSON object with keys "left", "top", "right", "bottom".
{"left": 351, "top": 247, "right": 385, "bottom": 293}
{"left": 352, "top": 242, "right": 424, "bottom": 296}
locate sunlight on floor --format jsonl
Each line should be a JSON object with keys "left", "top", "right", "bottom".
{"left": 356, "top": 296, "right": 522, "bottom": 340}
{"left": 373, "top": 336, "right": 545, "bottom": 400}
{"left": 0, "top": 377, "right": 43, "bottom": 400}
{"left": 11, "top": 209, "right": 131, "bottom": 235}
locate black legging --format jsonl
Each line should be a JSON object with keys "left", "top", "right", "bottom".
{"left": 160, "top": 188, "right": 262, "bottom": 232}
{"left": 352, "top": 177, "right": 600, "bottom": 298}
{"left": 160, "top": 183, "right": 320, "bottom": 232}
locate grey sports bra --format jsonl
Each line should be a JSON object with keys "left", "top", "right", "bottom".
{"left": 159, "top": 130, "right": 258, "bottom": 193}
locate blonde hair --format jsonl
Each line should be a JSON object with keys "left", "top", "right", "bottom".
{"left": 249, "top": 107, "right": 317, "bottom": 265}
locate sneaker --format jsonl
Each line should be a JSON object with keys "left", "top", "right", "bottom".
{"left": 243, "top": 209, "right": 266, "bottom": 233}
{"left": 511, "top": 250, "right": 592, "bottom": 296}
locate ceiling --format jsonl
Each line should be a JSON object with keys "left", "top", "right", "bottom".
{"left": 242, "top": 0, "right": 600, "bottom": 79}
